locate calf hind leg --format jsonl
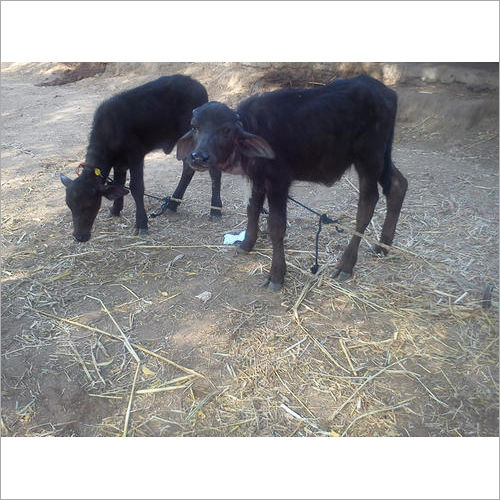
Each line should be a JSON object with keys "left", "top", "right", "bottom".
{"left": 373, "top": 165, "right": 408, "bottom": 255}
{"left": 333, "top": 173, "right": 380, "bottom": 281}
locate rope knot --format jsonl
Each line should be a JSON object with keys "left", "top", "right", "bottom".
{"left": 150, "top": 196, "right": 172, "bottom": 218}
{"left": 75, "top": 162, "right": 88, "bottom": 176}
{"left": 310, "top": 263, "right": 320, "bottom": 274}
{"left": 320, "top": 213, "right": 343, "bottom": 233}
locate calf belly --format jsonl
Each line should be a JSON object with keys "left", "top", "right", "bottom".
{"left": 287, "top": 156, "right": 352, "bottom": 187}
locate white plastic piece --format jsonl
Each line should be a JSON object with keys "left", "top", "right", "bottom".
{"left": 223, "top": 230, "right": 246, "bottom": 245}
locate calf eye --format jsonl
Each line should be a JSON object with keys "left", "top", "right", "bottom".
{"left": 222, "top": 127, "right": 232, "bottom": 136}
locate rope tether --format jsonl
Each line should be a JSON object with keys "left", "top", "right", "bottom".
{"left": 287, "top": 195, "right": 343, "bottom": 274}
{"left": 75, "top": 162, "right": 182, "bottom": 218}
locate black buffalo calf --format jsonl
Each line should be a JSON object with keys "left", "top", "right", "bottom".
{"left": 177, "top": 75, "right": 408, "bottom": 290}
{"left": 60, "top": 75, "right": 222, "bottom": 242}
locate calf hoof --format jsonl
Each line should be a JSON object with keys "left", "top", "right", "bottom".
{"left": 209, "top": 211, "right": 222, "bottom": 221}
{"left": 133, "top": 227, "right": 148, "bottom": 236}
{"left": 372, "top": 244, "right": 389, "bottom": 256}
{"left": 332, "top": 268, "right": 352, "bottom": 282}
{"left": 267, "top": 281, "right": 283, "bottom": 292}
{"left": 236, "top": 244, "right": 250, "bottom": 255}
{"left": 165, "top": 208, "right": 178, "bottom": 215}
{"left": 259, "top": 277, "right": 270, "bottom": 288}
{"left": 109, "top": 208, "right": 121, "bottom": 218}
{"left": 259, "top": 277, "right": 283, "bottom": 291}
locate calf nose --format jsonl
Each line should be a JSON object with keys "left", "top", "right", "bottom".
{"left": 191, "top": 151, "right": 209, "bottom": 163}
{"left": 74, "top": 233, "right": 90, "bottom": 242}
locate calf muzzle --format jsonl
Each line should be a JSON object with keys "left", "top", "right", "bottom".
{"left": 73, "top": 232, "right": 91, "bottom": 242}
{"left": 189, "top": 151, "right": 211, "bottom": 171}
{"left": 191, "top": 151, "right": 209, "bottom": 162}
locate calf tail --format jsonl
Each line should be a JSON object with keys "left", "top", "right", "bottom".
{"left": 379, "top": 128, "right": 394, "bottom": 197}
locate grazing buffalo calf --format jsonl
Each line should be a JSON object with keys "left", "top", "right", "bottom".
{"left": 60, "top": 75, "right": 222, "bottom": 242}
{"left": 177, "top": 75, "right": 408, "bottom": 290}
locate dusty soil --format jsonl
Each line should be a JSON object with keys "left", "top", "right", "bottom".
{"left": 1, "top": 62, "right": 498, "bottom": 437}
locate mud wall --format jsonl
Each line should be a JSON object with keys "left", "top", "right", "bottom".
{"left": 104, "top": 62, "right": 499, "bottom": 91}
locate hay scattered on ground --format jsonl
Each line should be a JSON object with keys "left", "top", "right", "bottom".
{"left": 2, "top": 147, "right": 498, "bottom": 437}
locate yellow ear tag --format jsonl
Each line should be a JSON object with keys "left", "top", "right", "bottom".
{"left": 94, "top": 168, "right": 101, "bottom": 177}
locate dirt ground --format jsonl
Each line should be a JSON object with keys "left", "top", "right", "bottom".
{"left": 1, "top": 62, "right": 498, "bottom": 437}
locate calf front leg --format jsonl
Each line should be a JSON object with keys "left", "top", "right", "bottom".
{"left": 237, "top": 181, "right": 266, "bottom": 254}
{"left": 209, "top": 166, "right": 223, "bottom": 220}
{"left": 109, "top": 168, "right": 127, "bottom": 217}
{"left": 373, "top": 165, "right": 408, "bottom": 254}
{"left": 167, "top": 160, "right": 195, "bottom": 213}
{"left": 333, "top": 175, "right": 379, "bottom": 281}
{"left": 129, "top": 160, "right": 148, "bottom": 235}
{"left": 263, "top": 187, "right": 288, "bottom": 291}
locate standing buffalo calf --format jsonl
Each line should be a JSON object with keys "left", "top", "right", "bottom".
{"left": 60, "top": 75, "right": 222, "bottom": 242}
{"left": 177, "top": 75, "right": 408, "bottom": 290}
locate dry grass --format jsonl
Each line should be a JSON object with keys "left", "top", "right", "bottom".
{"left": 2, "top": 153, "right": 497, "bottom": 437}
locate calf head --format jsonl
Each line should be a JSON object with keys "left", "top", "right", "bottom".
{"left": 60, "top": 168, "right": 129, "bottom": 242}
{"left": 176, "top": 102, "right": 275, "bottom": 174}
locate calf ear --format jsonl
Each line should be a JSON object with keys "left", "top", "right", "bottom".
{"left": 100, "top": 184, "right": 130, "bottom": 201}
{"left": 176, "top": 129, "right": 195, "bottom": 160}
{"left": 60, "top": 174, "right": 73, "bottom": 187}
{"left": 236, "top": 130, "right": 275, "bottom": 159}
